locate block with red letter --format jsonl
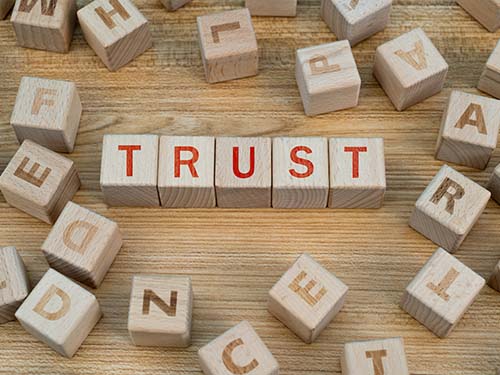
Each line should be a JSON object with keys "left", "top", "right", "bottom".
{"left": 100, "top": 134, "right": 160, "bottom": 206}
{"left": 0, "top": 140, "right": 80, "bottom": 224}
{"left": 245, "top": 0, "right": 296, "bottom": 16}
{"left": 409, "top": 165, "right": 490, "bottom": 253}
{"left": 457, "top": 0, "right": 500, "bottom": 32}
{"left": 478, "top": 40, "right": 500, "bottom": 99}
{"left": 198, "top": 321, "right": 279, "bottom": 375}
{"left": 161, "top": 0, "right": 191, "bottom": 11}
{"left": 0, "top": 0, "right": 14, "bottom": 19}
{"left": 268, "top": 253, "right": 348, "bottom": 343}
{"left": 488, "top": 260, "right": 500, "bottom": 292}
{"left": 272, "top": 137, "right": 329, "bottom": 209}
{"left": 215, "top": 137, "right": 272, "bottom": 208}
{"left": 158, "top": 136, "right": 216, "bottom": 208}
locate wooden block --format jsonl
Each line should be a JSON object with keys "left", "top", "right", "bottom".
{"left": 373, "top": 28, "right": 448, "bottom": 111}
{"left": 10, "top": 0, "right": 77, "bottom": 53}
{"left": 15, "top": 268, "right": 102, "bottom": 357}
{"left": 0, "top": 0, "right": 14, "bottom": 19}
{"left": 272, "top": 137, "right": 329, "bottom": 208}
{"left": 401, "top": 248, "right": 485, "bottom": 338}
{"left": 158, "top": 136, "right": 216, "bottom": 208}
{"left": 409, "top": 165, "right": 490, "bottom": 253}
{"left": 296, "top": 40, "right": 361, "bottom": 116}
{"left": 487, "top": 163, "right": 500, "bottom": 203}
{"left": 478, "top": 40, "right": 500, "bottom": 99}
{"left": 128, "top": 275, "right": 193, "bottom": 347}
{"left": 328, "top": 138, "right": 386, "bottom": 208}
{"left": 268, "top": 253, "right": 348, "bottom": 343}
{"left": 457, "top": 0, "right": 500, "bottom": 32}
{"left": 0, "top": 140, "right": 81, "bottom": 224}
{"left": 0, "top": 247, "right": 30, "bottom": 324}
{"left": 197, "top": 8, "right": 258, "bottom": 83}
{"left": 488, "top": 260, "right": 500, "bottom": 292}
{"left": 320, "top": 0, "right": 392, "bottom": 46}
{"left": 77, "top": 0, "right": 153, "bottom": 71}
{"left": 11, "top": 77, "right": 82, "bottom": 153}
{"left": 245, "top": 0, "right": 297, "bottom": 17}
{"left": 41, "top": 201, "right": 123, "bottom": 288}
{"left": 161, "top": 0, "right": 191, "bottom": 11}
{"left": 341, "top": 337, "right": 410, "bottom": 375}
{"left": 198, "top": 321, "right": 279, "bottom": 375}
{"left": 100, "top": 134, "right": 160, "bottom": 207}
{"left": 215, "top": 137, "right": 272, "bottom": 208}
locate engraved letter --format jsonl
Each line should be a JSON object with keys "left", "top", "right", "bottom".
{"left": 233, "top": 146, "right": 255, "bottom": 179}
{"left": 19, "top": 0, "right": 58, "bottom": 16}
{"left": 344, "top": 146, "right": 367, "bottom": 179}
{"left": 63, "top": 221, "right": 98, "bottom": 255}
{"left": 33, "top": 285, "right": 71, "bottom": 321}
{"left": 289, "top": 146, "right": 314, "bottom": 178}
{"left": 430, "top": 177, "right": 465, "bottom": 215}
{"left": 395, "top": 40, "right": 427, "bottom": 71}
{"left": 455, "top": 103, "right": 487, "bottom": 135}
{"left": 427, "top": 268, "right": 459, "bottom": 301}
{"left": 211, "top": 22, "right": 240, "bottom": 43}
{"left": 365, "top": 350, "right": 387, "bottom": 375}
{"left": 289, "top": 271, "right": 326, "bottom": 307}
{"left": 14, "top": 157, "right": 52, "bottom": 188}
{"left": 95, "top": 0, "right": 130, "bottom": 29}
{"left": 142, "top": 289, "right": 177, "bottom": 316}
{"left": 118, "top": 145, "right": 141, "bottom": 177}
{"left": 174, "top": 146, "right": 199, "bottom": 178}
{"left": 32, "top": 88, "right": 57, "bottom": 116}
{"left": 222, "top": 338, "right": 259, "bottom": 375}
{"left": 309, "top": 55, "right": 340, "bottom": 75}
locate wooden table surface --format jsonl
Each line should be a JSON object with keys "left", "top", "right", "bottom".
{"left": 1, "top": 0, "right": 499, "bottom": 374}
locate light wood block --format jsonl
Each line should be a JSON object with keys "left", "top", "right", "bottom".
{"left": 401, "top": 248, "right": 485, "bottom": 338}
{"left": 409, "top": 165, "right": 490, "bottom": 253}
{"left": 457, "top": 0, "right": 500, "bottom": 32}
{"left": 329, "top": 138, "right": 386, "bottom": 208}
{"left": 268, "top": 253, "right": 348, "bottom": 343}
{"left": 296, "top": 40, "right": 361, "bottom": 116}
{"left": 100, "top": 134, "right": 160, "bottom": 207}
{"left": 488, "top": 260, "right": 500, "bottom": 292}
{"left": 478, "top": 40, "right": 500, "bottom": 99}
{"left": 10, "top": 0, "right": 77, "bottom": 53}
{"left": 320, "top": 0, "right": 392, "bottom": 46}
{"left": 0, "top": 247, "right": 30, "bottom": 324}
{"left": 161, "top": 0, "right": 191, "bottom": 11}
{"left": 0, "top": 140, "right": 80, "bottom": 224}
{"left": 158, "top": 136, "right": 216, "bottom": 208}
{"left": 245, "top": 0, "right": 297, "bottom": 17}
{"left": 128, "top": 275, "right": 193, "bottom": 347}
{"left": 487, "top": 163, "right": 500, "bottom": 203}
{"left": 78, "top": 0, "right": 153, "bottom": 72}
{"left": 15, "top": 268, "right": 102, "bottom": 357}
{"left": 198, "top": 321, "right": 279, "bottom": 375}
{"left": 11, "top": 77, "right": 82, "bottom": 153}
{"left": 42, "top": 201, "right": 123, "bottom": 288}
{"left": 0, "top": 0, "right": 14, "bottom": 19}
{"left": 215, "top": 137, "right": 272, "bottom": 208}
{"left": 373, "top": 28, "right": 448, "bottom": 111}
{"left": 197, "top": 8, "right": 258, "bottom": 83}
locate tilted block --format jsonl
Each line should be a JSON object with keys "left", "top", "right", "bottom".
{"left": 161, "top": 0, "right": 191, "bottom": 11}
{"left": 488, "top": 260, "right": 500, "bottom": 292}
{"left": 487, "top": 163, "right": 500, "bottom": 203}
{"left": 245, "top": 0, "right": 297, "bottom": 17}
{"left": 478, "top": 40, "right": 500, "bottom": 99}
{"left": 0, "top": 0, "right": 14, "bottom": 19}
{"left": 457, "top": 0, "right": 500, "bottom": 32}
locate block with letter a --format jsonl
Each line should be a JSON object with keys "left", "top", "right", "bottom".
{"left": 0, "top": 0, "right": 14, "bottom": 19}
{"left": 268, "top": 253, "right": 348, "bottom": 343}
{"left": 15, "top": 268, "right": 102, "bottom": 357}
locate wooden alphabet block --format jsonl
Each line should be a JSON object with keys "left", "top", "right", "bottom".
{"left": 158, "top": 136, "right": 216, "bottom": 208}
{"left": 128, "top": 275, "right": 193, "bottom": 347}
{"left": 341, "top": 337, "right": 410, "bottom": 375}
{"left": 296, "top": 40, "right": 361, "bottom": 116}
{"left": 487, "top": 163, "right": 500, "bottom": 204}
{"left": 435, "top": 91, "right": 500, "bottom": 170}
{"left": 215, "top": 137, "right": 272, "bottom": 208}
{"left": 15, "top": 268, "right": 102, "bottom": 357}
{"left": 11, "top": 77, "right": 82, "bottom": 153}
{"left": 478, "top": 40, "right": 500, "bottom": 99}
{"left": 272, "top": 137, "right": 329, "bottom": 208}
{"left": 320, "top": 0, "right": 392, "bottom": 46}
{"left": 409, "top": 165, "right": 490, "bottom": 253}
{"left": 10, "top": 0, "right": 77, "bottom": 53}
{"left": 0, "top": 247, "right": 30, "bottom": 324}
{"left": 100, "top": 134, "right": 160, "bottom": 206}
{"left": 161, "top": 0, "right": 191, "bottom": 11}
{"left": 0, "top": 0, "right": 14, "bottom": 19}
{"left": 401, "top": 248, "right": 485, "bottom": 338}
{"left": 197, "top": 8, "right": 258, "bottom": 83}
{"left": 77, "top": 0, "right": 153, "bottom": 71}
{"left": 245, "top": 0, "right": 297, "bottom": 17}
{"left": 0, "top": 140, "right": 80, "bottom": 224}
{"left": 373, "top": 28, "right": 448, "bottom": 111}
{"left": 328, "top": 138, "right": 386, "bottom": 208}
{"left": 198, "top": 321, "right": 279, "bottom": 375}
{"left": 41, "top": 202, "right": 123, "bottom": 288}
{"left": 488, "top": 260, "right": 500, "bottom": 292}
{"left": 268, "top": 253, "right": 348, "bottom": 343}
{"left": 457, "top": 0, "right": 500, "bottom": 32}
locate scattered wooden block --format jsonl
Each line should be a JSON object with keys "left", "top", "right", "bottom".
{"left": 158, "top": 136, "right": 216, "bottom": 208}
{"left": 15, "top": 268, "right": 102, "bottom": 357}
{"left": 0, "top": 246, "right": 30, "bottom": 324}
{"left": 100, "top": 134, "right": 160, "bottom": 206}
{"left": 0, "top": 0, "right": 14, "bottom": 19}
{"left": 197, "top": 8, "right": 258, "bottom": 83}
{"left": 10, "top": 77, "right": 82, "bottom": 153}
{"left": 409, "top": 165, "right": 490, "bottom": 253}
{"left": 320, "top": 0, "right": 392, "bottom": 46}
{"left": 215, "top": 137, "right": 272, "bottom": 208}
{"left": 487, "top": 163, "right": 500, "bottom": 203}
{"left": 77, "top": 0, "right": 153, "bottom": 71}
{"left": 198, "top": 321, "right": 279, "bottom": 375}
{"left": 296, "top": 40, "right": 361, "bottom": 116}
{"left": 488, "top": 260, "right": 500, "bottom": 292}
{"left": 478, "top": 40, "right": 500, "bottom": 99}
{"left": 373, "top": 28, "right": 448, "bottom": 111}
{"left": 401, "top": 248, "right": 485, "bottom": 338}
{"left": 0, "top": 140, "right": 80, "bottom": 224}
{"left": 10, "top": 0, "right": 77, "bottom": 53}
{"left": 245, "top": 0, "right": 297, "bottom": 17}
{"left": 128, "top": 275, "right": 193, "bottom": 347}
{"left": 268, "top": 253, "right": 348, "bottom": 343}
{"left": 161, "top": 0, "right": 191, "bottom": 11}
{"left": 457, "top": 0, "right": 500, "bottom": 32}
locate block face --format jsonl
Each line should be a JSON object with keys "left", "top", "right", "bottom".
{"left": 457, "top": 0, "right": 500, "bottom": 32}
{"left": 128, "top": 275, "right": 193, "bottom": 347}
{"left": 197, "top": 8, "right": 258, "bottom": 83}
{"left": 245, "top": 0, "right": 297, "bottom": 17}
{"left": 409, "top": 165, "right": 490, "bottom": 252}
{"left": 478, "top": 40, "right": 500, "bottom": 99}
{"left": 401, "top": 248, "right": 485, "bottom": 338}
{"left": 487, "top": 163, "right": 500, "bottom": 203}
{"left": 268, "top": 253, "right": 348, "bottom": 343}
{"left": 0, "top": 0, "right": 15, "bottom": 19}
{"left": 161, "top": 0, "right": 191, "bottom": 11}
{"left": 296, "top": 40, "right": 361, "bottom": 116}
{"left": 488, "top": 260, "right": 500, "bottom": 292}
